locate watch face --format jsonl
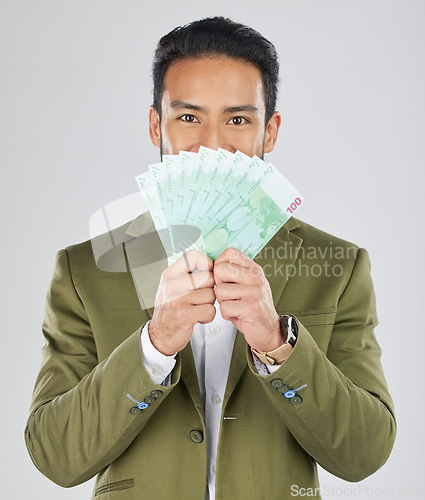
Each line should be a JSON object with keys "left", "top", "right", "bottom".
{"left": 279, "top": 315, "right": 298, "bottom": 346}
{"left": 289, "top": 317, "right": 298, "bottom": 335}
{"left": 287, "top": 317, "right": 298, "bottom": 346}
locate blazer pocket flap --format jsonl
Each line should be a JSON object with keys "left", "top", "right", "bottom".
{"left": 281, "top": 309, "right": 336, "bottom": 353}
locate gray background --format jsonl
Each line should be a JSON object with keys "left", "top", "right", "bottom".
{"left": 1, "top": 0, "right": 424, "bottom": 498}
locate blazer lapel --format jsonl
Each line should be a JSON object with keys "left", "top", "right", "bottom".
{"left": 180, "top": 343, "right": 205, "bottom": 422}
{"left": 254, "top": 217, "right": 303, "bottom": 307}
{"left": 222, "top": 331, "right": 247, "bottom": 408}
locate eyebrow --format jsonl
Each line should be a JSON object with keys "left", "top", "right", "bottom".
{"left": 169, "top": 101, "right": 259, "bottom": 114}
{"left": 170, "top": 101, "right": 203, "bottom": 111}
{"left": 224, "top": 105, "right": 259, "bottom": 114}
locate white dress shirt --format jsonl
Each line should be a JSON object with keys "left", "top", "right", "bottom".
{"left": 140, "top": 301, "right": 280, "bottom": 499}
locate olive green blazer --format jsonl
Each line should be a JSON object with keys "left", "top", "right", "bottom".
{"left": 25, "top": 215, "right": 396, "bottom": 499}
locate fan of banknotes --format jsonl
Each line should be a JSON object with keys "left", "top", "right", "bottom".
{"left": 135, "top": 146, "right": 304, "bottom": 262}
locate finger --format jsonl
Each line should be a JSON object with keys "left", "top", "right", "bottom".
{"left": 178, "top": 249, "right": 213, "bottom": 273}
{"left": 182, "top": 251, "right": 213, "bottom": 290}
{"left": 214, "top": 247, "right": 253, "bottom": 268}
{"left": 215, "top": 283, "right": 255, "bottom": 302}
{"left": 187, "top": 287, "right": 216, "bottom": 306}
{"left": 196, "top": 303, "right": 217, "bottom": 325}
{"left": 191, "top": 270, "right": 215, "bottom": 290}
{"left": 180, "top": 270, "right": 214, "bottom": 291}
{"left": 214, "top": 260, "right": 263, "bottom": 285}
{"left": 172, "top": 269, "right": 214, "bottom": 293}
{"left": 219, "top": 299, "right": 251, "bottom": 321}
{"left": 171, "top": 296, "right": 216, "bottom": 324}
{"left": 166, "top": 271, "right": 215, "bottom": 300}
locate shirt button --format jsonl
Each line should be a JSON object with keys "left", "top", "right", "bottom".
{"left": 212, "top": 464, "right": 216, "bottom": 474}
{"left": 211, "top": 394, "right": 222, "bottom": 405}
{"left": 210, "top": 326, "right": 220, "bottom": 335}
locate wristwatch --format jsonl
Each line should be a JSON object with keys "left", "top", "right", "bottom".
{"left": 283, "top": 314, "right": 298, "bottom": 347}
{"left": 251, "top": 315, "right": 299, "bottom": 366}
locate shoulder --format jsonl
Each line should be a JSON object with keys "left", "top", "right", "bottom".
{"left": 63, "top": 219, "right": 134, "bottom": 279}
{"left": 61, "top": 211, "right": 157, "bottom": 279}
{"left": 288, "top": 219, "right": 373, "bottom": 294}
{"left": 276, "top": 218, "right": 370, "bottom": 289}
{"left": 291, "top": 218, "right": 360, "bottom": 253}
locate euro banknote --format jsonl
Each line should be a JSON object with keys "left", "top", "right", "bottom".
{"left": 135, "top": 147, "right": 304, "bottom": 262}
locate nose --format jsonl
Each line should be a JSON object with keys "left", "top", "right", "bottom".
{"left": 195, "top": 124, "right": 233, "bottom": 153}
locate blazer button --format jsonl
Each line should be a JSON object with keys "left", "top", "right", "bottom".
{"left": 270, "top": 378, "right": 284, "bottom": 388}
{"left": 150, "top": 390, "right": 163, "bottom": 398}
{"left": 189, "top": 430, "right": 204, "bottom": 443}
{"left": 277, "top": 385, "right": 290, "bottom": 394}
{"left": 144, "top": 396, "right": 155, "bottom": 404}
{"left": 290, "top": 396, "right": 303, "bottom": 405}
{"left": 130, "top": 406, "right": 142, "bottom": 415}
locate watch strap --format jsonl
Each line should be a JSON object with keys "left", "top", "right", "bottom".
{"left": 250, "top": 315, "right": 298, "bottom": 366}
{"left": 251, "top": 343, "right": 294, "bottom": 366}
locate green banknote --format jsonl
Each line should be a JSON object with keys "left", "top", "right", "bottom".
{"left": 135, "top": 148, "right": 304, "bottom": 263}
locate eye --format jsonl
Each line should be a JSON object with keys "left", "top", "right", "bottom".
{"left": 228, "top": 116, "right": 247, "bottom": 125}
{"left": 179, "top": 114, "right": 198, "bottom": 123}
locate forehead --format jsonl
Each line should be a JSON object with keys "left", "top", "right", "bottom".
{"left": 162, "top": 56, "right": 265, "bottom": 110}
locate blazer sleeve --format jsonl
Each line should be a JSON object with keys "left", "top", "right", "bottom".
{"left": 247, "top": 247, "right": 396, "bottom": 481}
{"left": 24, "top": 249, "right": 181, "bottom": 487}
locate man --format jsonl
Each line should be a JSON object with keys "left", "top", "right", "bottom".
{"left": 25, "top": 17, "right": 396, "bottom": 499}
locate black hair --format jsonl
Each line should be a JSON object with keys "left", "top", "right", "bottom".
{"left": 152, "top": 17, "right": 279, "bottom": 124}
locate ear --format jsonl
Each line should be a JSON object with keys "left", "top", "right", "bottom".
{"left": 149, "top": 106, "right": 161, "bottom": 148}
{"left": 263, "top": 111, "right": 281, "bottom": 153}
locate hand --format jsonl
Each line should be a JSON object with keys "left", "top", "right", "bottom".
{"left": 149, "top": 250, "right": 216, "bottom": 355}
{"left": 214, "top": 247, "right": 284, "bottom": 352}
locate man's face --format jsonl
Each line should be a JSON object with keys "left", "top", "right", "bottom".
{"left": 149, "top": 56, "right": 281, "bottom": 158}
